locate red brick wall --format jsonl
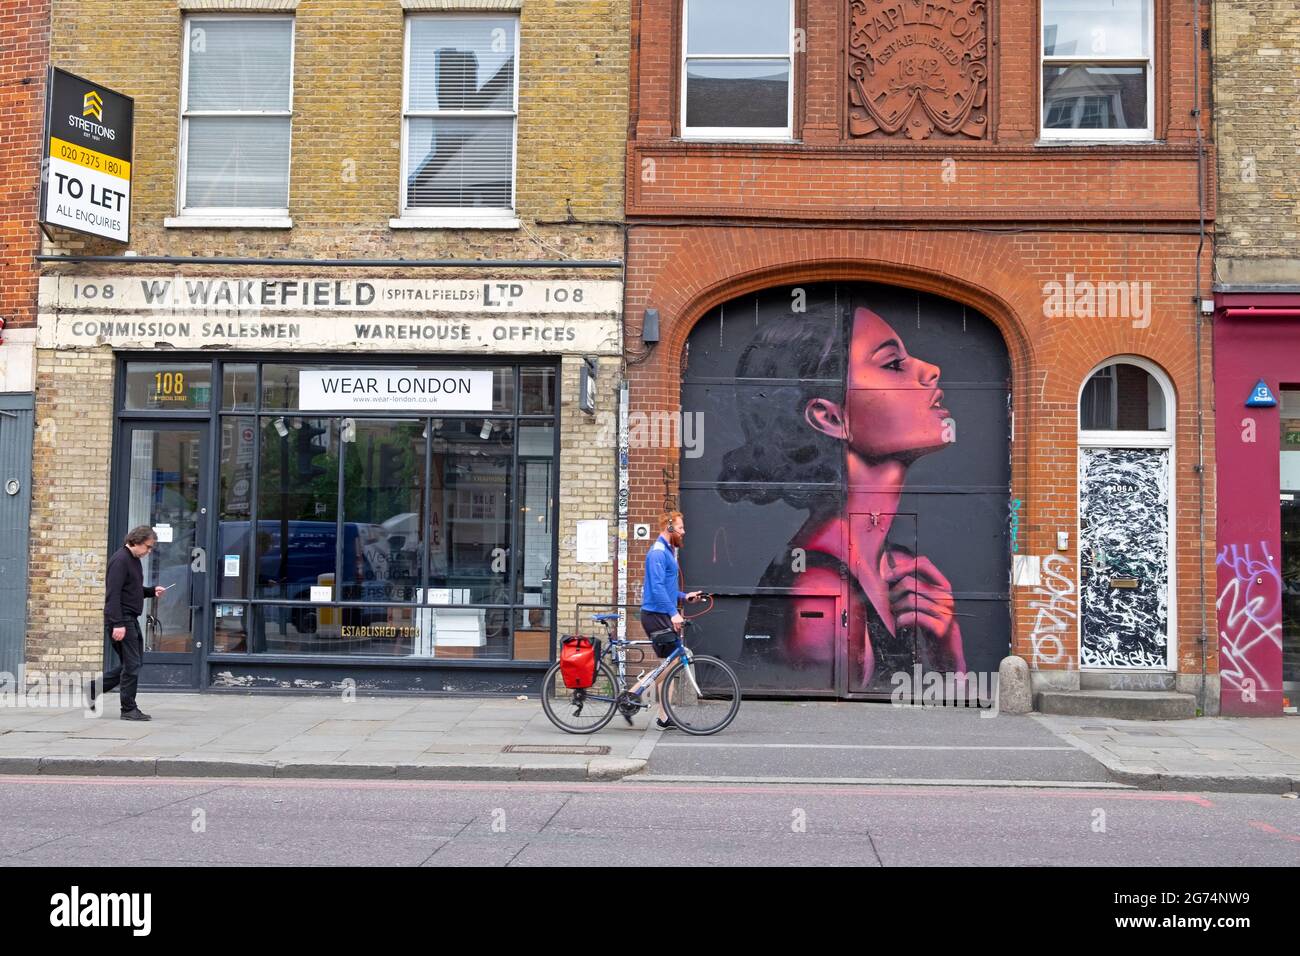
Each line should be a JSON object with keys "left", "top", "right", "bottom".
{"left": 0, "top": 0, "right": 50, "bottom": 331}
{"left": 623, "top": 0, "right": 1216, "bottom": 681}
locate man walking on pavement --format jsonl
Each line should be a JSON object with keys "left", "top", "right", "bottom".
{"left": 639, "top": 511, "right": 702, "bottom": 729}
{"left": 90, "top": 525, "right": 166, "bottom": 720}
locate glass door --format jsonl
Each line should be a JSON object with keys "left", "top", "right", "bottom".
{"left": 113, "top": 422, "right": 209, "bottom": 688}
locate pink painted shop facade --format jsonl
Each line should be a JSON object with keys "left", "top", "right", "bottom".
{"left": 1214, "top": 293, "right": 1300, "bottom": 716}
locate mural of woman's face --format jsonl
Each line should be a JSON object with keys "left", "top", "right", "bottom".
{"left": 806, "top": 306, "right": 952, "bottom": 463}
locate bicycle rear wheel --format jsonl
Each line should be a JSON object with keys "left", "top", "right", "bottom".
{"left": 540, "top": 660, "right": 619, "bottom": 734}
{"left": 661, "top": 654, "right": 741, "bottom": 736}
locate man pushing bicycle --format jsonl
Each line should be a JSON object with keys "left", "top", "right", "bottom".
{"left": 639, "top": 510, "right": 704, "bottom": 729}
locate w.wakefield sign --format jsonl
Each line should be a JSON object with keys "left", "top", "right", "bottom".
{"left": 848, "top": 0, "right": 989, "bottom": 141}
{"left": 36, "top": 275, "right": 622, "bottom": 355}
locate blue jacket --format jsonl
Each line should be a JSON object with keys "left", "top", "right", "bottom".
{"left": 641, "top": 534, "right": 686, "bottom": 614}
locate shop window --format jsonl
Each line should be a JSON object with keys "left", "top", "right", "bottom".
{"left": 428, "top": 419, "right": 514, "bottom": 607}
{"left": 124, "top": 362, "right": 213, "bottom": 411}
{"left": 682, "top": 0, "right": 794, "bottom": 140}
{"left": 222, "top": 364, "right": 257, "bottom": 411}
{"left": 340, "top": 420, "right": 426, "bottom": 603}
{"left": 209, "top": 362, "right": 558, "bottom": 662}
{"left": 516, "top": 424, "right": 554, "bottom": 608}
{"left": 217, "top": 416, "right": 256, "bottom": 600}
{"left": 1281, "top": 388, "right": 1300, "bottom": 683}
{"left": 1079, "top": 361, "right": 1168, "bottom": 432}
{"left": 253, "top": 603, "right": 421, "bottom": 657}
{"left": 255, "top": 416, "right": 340, "bottom": 601}
{"left": 1041, "top": 0, "right": 1152, "bottom": 140}
{"left": 519, "top": 367, "right": 556, "bottom": 415}
{"left": 401, "top": 14, "right": 518, "bottom": 222}
{"left": 178, "top": 16, "right": 294, "bottom": 217}
{"left": 514, "top": 608, "right": 552, "bottom": 661}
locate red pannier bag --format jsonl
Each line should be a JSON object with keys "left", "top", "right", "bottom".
{"left": 559, "top": 635, "right": 601, "bottom": 689}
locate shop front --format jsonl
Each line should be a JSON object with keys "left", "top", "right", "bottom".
{"left": 1214, "top": 291, "right": 1300, "bottom": 716}
{"left": 31, "top": 271, "right": 622, "bottom": 695}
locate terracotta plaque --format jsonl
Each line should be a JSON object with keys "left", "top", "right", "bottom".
{"left": 848, "top": 0, "right": 990, "bottom": 141}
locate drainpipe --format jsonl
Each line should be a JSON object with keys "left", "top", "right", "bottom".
{"left": 1193, "top": 0, "right": 1209, "bottom": 715}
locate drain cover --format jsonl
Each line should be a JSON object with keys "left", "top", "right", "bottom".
{"left": 502, "top": 744, "right": 610, "bottom": 756}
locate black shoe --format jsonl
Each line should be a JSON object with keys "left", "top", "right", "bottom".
{"left": 84, "top": 678, "right": 97, "bottom": 706}
{"left": 120, "top": 709, "right": 151, "bottom": 722}
{"left": 655, "top": 717, "right": 675, "bottom": 730}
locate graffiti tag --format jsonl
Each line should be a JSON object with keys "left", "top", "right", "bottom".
{"left": 1216, "top": 542, "right": 1282, "bottom": 700}
{"left": 1028, "top": 553, "right": 1076, "bottom": 667}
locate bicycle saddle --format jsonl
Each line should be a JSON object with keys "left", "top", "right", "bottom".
{"left": 591, "top": 612, "right": 620, "bottom": 622}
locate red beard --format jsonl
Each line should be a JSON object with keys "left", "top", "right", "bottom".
{"left": 667, "top": 529, "right": 684, "bottom": 549}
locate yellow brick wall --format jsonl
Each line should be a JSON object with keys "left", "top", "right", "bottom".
{"left": 555, "top": 353, "right": 620, "bottom": 643}
{"left": 45, "top": 0, "right": 628, "bottom": 260}
{"left": 27, "top": 348, "right": 115, "bottom": 671}
{"left": 1213, "top": 0, "right": 1300, "bottom": 284}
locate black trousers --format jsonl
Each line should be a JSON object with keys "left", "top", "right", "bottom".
{"left": 102, "top": 618, "right": 143, "bottom": 712}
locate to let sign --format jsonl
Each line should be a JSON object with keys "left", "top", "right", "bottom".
{"left": 40, "top": 68, "right": 134, "bottom": 243}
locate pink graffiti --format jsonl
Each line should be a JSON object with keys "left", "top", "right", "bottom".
{"left": 1216, "top": 542, "right": 1282, "bottom": 694}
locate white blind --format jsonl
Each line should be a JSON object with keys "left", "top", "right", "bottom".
{"left": 407, "top": 17, "right": 516, "bottom": 112}
{"left": 186, "top": 115, "right": 291, "bottom": 208}
{"left": 183, "top": 18, "right": 293, "bottom": 210}
{"left": 186, "top": 19, "right": 293, "bottom": 111}
{"left": 405, "top": 116, "right": 513, "bottom": 209}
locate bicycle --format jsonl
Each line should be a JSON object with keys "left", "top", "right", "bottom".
{"left": 540, "top": 609, "right": 741, "bottom": 736}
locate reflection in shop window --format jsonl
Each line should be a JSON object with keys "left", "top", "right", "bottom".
{"left": 1281, "top": 388, "right": 1300, "bottom": 683}
{"left": 222, "top": 364, "right": 257, "bottom": 411}
{"left": 519, "top": 366, "right": 556, "bottom": 415}
{"left": 517, "top": 424, "right": 554, "bottom": 608}
{"left": 514, "top": 607, "right": 551, "bottom": 660}
{"left": 341, "top": 420, "right": 426, "bottom": 602}
{"left": 255, "top": 417, "right": 339, "bottom": 601}
{"left": 427, "top": 419, "right": 513, "bottom": 607}
{"left": 217, "top": 416, "right": 256, "bottom": 599}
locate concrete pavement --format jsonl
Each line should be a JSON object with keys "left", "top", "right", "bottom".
{"left": 0, "top": 693, "right": 653, "bottom": 781}
{"left": 1035, "top": 714, "right": 1300, "bottom": 794}
{"left": 1, "top": 692, "right": 1299, "bottom": 792}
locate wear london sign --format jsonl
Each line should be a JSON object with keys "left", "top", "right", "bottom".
{"left": 37, "top": 276, "right": 622, "bottom": 355}
{"left": 299, "top": 369, "right": 494, "bottom": 412}
{"left": 40, "top": 69, "right": 134, "bottom": 242}
{"left": 848, "top": 0, "right": 989, "bottom": 141}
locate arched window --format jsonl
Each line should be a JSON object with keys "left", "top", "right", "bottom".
{"left": 1079, "top": 358, "right": 1172, "bottom": 437}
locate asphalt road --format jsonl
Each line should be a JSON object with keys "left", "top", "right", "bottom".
{"left": 1, "top": 775, "right": 1297, "bottom": 867}
{"left": 644, "top": 701, "right": 1113, "bottom": 783}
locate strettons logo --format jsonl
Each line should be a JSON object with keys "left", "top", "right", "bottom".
{"left": 83, "top": 90, "right": 103, "bottom": 122}
{"left": 66, "top": 86, "right": 116, "bottom": 141}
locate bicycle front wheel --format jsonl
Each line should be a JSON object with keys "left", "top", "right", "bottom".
{"left": 661, "top": 654, "right": 741, "bottom": 736}
{"left": 540, "top": 660, "right": 619, "bottom": 734}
